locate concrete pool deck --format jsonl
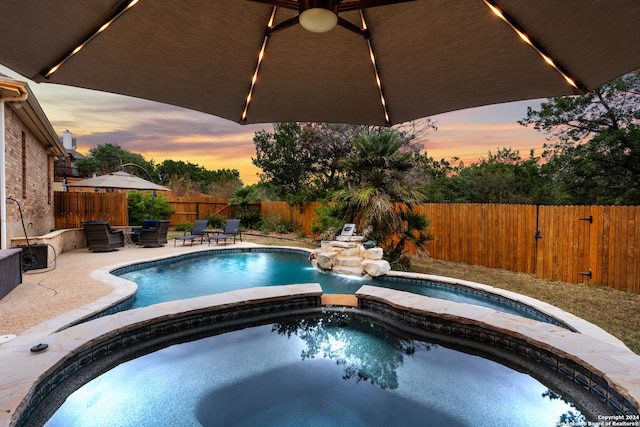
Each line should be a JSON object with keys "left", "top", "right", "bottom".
{"left": 1, "top": 241, "right": 639, "bottom": 425}
{"left": 0, "top": 241, "right": 265, "bottom": 339}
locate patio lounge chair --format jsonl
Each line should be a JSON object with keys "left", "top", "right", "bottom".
{"left": 137, "top": 220, "right": 170, "bottom": 247}
{"left": 83, "top": 221, "right": 125, "bottom": 252}
{"left": 208, "top": 219, "right": 241, "bottom": 245}
{"left": 174, "top": 219, "right": 209, "bottom": 246}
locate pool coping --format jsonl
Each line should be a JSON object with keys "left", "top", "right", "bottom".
{"left": 1, "top": 245, "right": 639, "bottom": 425}
{"left": 104, "top": 247, "right": 631, "bottom": 345}
{"left": 383, "top": 270, "right": 631, "bottom": 350}
{"left": 356, "top": 285, "right": 640, "bottom": 416}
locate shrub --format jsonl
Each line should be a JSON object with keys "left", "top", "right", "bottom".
{"left": 207, "top": 214, "right": 226, "bottom": 229}
{"left": 310, "top": 203, "right": 348, "bottom": 240}
{"left": 240, "top": 209, "right": 262, "bottom": 229}
{"left": 259, "top": 212, "right": 299, "bottom": 234}
{"left": 174, "top": 222, "right": 192, "bottom": 232}
{"left": 127, "top": 191, "right": 174, "bottom": 226}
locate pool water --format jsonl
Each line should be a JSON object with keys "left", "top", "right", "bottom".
{"left": 118, "top": 251, "right": 553, "bottom": 323}
{"left": 45, "top": 313, "right": 586, "bottom": 426}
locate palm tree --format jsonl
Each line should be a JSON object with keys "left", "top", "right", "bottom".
{"left": 334, "top": 130, "right": 432, "bottom": 267}
{"left": 228, "top": 186, "right": 259, "bottom": 226}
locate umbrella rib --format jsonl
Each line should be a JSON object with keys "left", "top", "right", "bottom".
{"left": 338, "top": 0, "right": 415, "bottom": 13}
{"left": 358, "top": 11, "right": 391, "bottom": 125}
{"left": 247, "top": 0, "right": 299, "bottom": 10}
{"left": 482, "top": 0, "right": 586, "bottom": 93}
{"left": 38, "top": 0, "right": 140, "bottom": 80}
{"left": 241, "top": 7, "right": 279, "bottom": 123}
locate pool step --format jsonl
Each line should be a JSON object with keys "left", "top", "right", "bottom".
{"left": 321, "top": 294, "right": 358, "bottom": 306}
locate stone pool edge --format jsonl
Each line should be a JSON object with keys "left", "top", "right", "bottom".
{"left": 356, "top": 284, "right": 640, "bottom": 416}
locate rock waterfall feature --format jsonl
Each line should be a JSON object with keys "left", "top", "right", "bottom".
{"left": 310, "top": 235, "right": 390, "bottom": 277}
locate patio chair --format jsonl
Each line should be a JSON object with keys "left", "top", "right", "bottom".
{"left": 130, "top": 219, "right": 159, "bottom": 245}
{"left": 208, "top": 219, "right": 241, "bottom": 245}
{"left": 174, "top": 219, "right": 209, "bottom": 246}
{"left": 83, "top": 221, "right": 125, "bottom": 252}
{"left": 137, "top": 220, "right": 170, "bottom": 247}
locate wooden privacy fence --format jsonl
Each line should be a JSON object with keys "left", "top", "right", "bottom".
{"left": 166, "top": 196, "right": 236, "bottom": 225}
{"left": 54, "top": 192, "right": 128, "bottom": 228}
{"left": 53, "top": 192, "right": 640, "bottom": 293}
{"left": 416, "top": 204, "right": 640, "bottom": 293}
{"left": 258, "top": 202, "right": 640, "bottom": 293}
{"left": 258, "top": 201, "right": 322, "bottom": 235}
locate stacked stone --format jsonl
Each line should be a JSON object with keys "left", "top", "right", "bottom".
{"left": 310, "top": 235, "right": 391, "bottom": 277}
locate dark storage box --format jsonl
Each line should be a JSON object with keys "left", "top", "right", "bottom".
{"left": 16, "top": 244, "right": 49, "bottom": 271}
{"left": 0, "top": 248, "right": 22, "bottom": 299}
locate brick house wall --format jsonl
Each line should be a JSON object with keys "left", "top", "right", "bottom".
{"left": 1, "top": 77, "right": 65, "bottom": 247}
{"left": 4, "top": 106, "right": 55, "bottom": 238}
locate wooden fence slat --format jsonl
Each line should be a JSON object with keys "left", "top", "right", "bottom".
{"left": 618, "top": 206, "right": 629, "bottom": 292}
{"left": 632, "top": 206, "right": 640, "bottom": 293}
{"left": 535, "top": 205, "right": 544, "bottom": 278}
{"left": 576, "top": 205, "right": 586, "bottom": 283}
{"left": 562, "top": 206, "right": 573, "bottom": 283}
{"left": 546, "top": 205, "right": 553, "bottom": 279}
{"left": 540, "top": 205, "right": 551, "bottom": 279}
{"left": 589, "top": 205, "right": 603, "bottom": 285}
{"left": 551, "top": 206, "right": 560, "bottom": 281}
{"left": 601, "top": 206, "right": 611, "bottom": 286}
{"left": 526, "top": 205, "right": 536, "bottom": 273}
{"left": 607, "top": 206, "right": 617, "bottom": 288}
{"left": 624, "top": 206, "right": 634, "bottom": 292}
{"left": 483, "top": 204, "right": 492, "bottom": 267}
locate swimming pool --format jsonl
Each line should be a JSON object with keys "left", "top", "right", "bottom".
{"left": 114, "top": 248, "right": 571, "bottom": 328}
{"left": 14, "top": 283, "right": 636, "bottom": 426}
{"left": 44, "top": 311, "right": 588, "bottom": 426}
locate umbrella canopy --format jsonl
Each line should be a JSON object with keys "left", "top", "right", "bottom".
{"left": 0, "top": 1, "right": 638, "bottom": 126}
{"left": 67, "top": 171, "right": 168, "bottom": 191}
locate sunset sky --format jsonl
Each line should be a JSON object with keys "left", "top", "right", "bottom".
{"left": 1, "top": 65, "right": 548, "bottom": 185}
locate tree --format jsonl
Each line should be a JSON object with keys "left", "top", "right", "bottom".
{"left": 252, "top": 123, "right": 317, "bottom": 201}
{"left": 252, "top": 121, "right": 437, "bottom": 202}
{"left": 438, "top": 148, "right": 565, "bottom": 204}
{"left": 333, "top": 130, "right": 432, "bottom": 267}
{"left": 156, "top": 160, "right": 242, "bottom": 195}
{"left": 206, "top": 177, "right": 241, "bottom": 198}
{"left": 75, "top": 144, "right": 152, "bottom": 178}
{"left": 405, "top": 153, "right": 462, "bottom": 202}
{"left": 228, "top": 186, "right": 260, "bottom": 227}
{"left": 298, "top": 122, "right": 365, "bottom": 193}
{"left": 519, "top": 71, "right": 640, "bottom": 204}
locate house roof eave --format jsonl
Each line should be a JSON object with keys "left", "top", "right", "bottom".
{"left": 1, "top": 76, "right": 65, "bottom": 157}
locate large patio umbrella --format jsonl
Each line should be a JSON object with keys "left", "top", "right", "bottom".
{"left": 67, "top": 171, "right": 168, "bottom": 192}
{"left": 0, "top": 1, "right": 638, "bottom": 126}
